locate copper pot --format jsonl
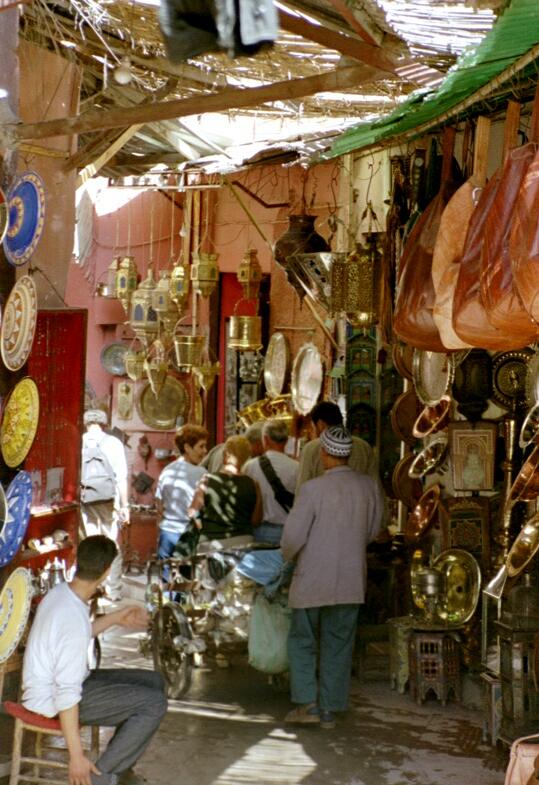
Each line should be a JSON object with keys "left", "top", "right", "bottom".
{"left": 412, "top": 396, "right": 451, "bottom": 439}
{"left": 509, "top": 444, "right": 539, "bottom": 504}
{"left": 404, "top": 484, "right": 441, "bottom": 543}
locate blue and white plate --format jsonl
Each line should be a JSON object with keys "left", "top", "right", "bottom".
{"left": 0, "top": 471, "right": 33, "bottom": 568}
{"left": 4, "top": 172, "right": 46, "bottom": 267}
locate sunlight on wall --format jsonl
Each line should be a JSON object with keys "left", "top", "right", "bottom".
{"left": 76, "top": 177, "right": 142, "bottom": 217}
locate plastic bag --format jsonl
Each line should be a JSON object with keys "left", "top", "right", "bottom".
{"left": 248, "top": 594, "right": 291, "bottom": 674}
{"left": 504, "top": 733, "right": 539, "bottom": 785}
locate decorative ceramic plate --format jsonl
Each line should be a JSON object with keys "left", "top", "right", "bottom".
{"left": 0, "top": 567, "right": 33, "bottom": 663}
{"left": 0, "top": 187, "right": 8, "bottom": 245}
{"left": 0, "top": 472, "right": 33, "bottom": 568}
{"left": 492, "top": 349, "right": 533, "bottom": 411}
{"left": 100, "top": 342, "right": 128, "bottom": 376}
{"left": 4, "top": 172, "right": 46, "bottom": 266}
{"left": 432, "top": 548, "right": 481, "bottom": 626}
{"left": 264, "top": 332, "right": 290, "bottom": 399}
{"left": 0, "top": 378, "right": 40, "bottom": 468}
{"left": 137, "top": 376, "right": 189, "bottom": 430}
{"left": 291, "top": 342, "right": 323, "bottom": 415}
{"left": 412, "top": 350, "right": 454, "bottom": 406}
{"left": 1, "top": 275, "right": 38, "bottom": 371}
{"left": 507, "top": 513, "right": 539, "bottom": 578}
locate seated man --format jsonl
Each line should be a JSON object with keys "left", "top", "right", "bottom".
{"left": 22, "top": 535, "right": 167, "bottom": 785}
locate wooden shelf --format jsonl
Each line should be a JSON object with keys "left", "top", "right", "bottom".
{"left": 30, "top": 503, "right": 79, "bottom": 518}
{"left": 19, "top": 543, "right": 74, "bottom": 562}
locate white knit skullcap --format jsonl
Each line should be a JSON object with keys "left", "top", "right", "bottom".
{"left": 320, "top": 425, "right": 353, "bottom": 458}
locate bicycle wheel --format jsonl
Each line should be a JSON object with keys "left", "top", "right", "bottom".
{"left": 151, "top": 603, "right": 193, "bottom": 699}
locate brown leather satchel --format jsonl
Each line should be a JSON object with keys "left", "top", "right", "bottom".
{"left": 511, "top": 150, "right": 539, "bottom": 324}
{"left": 480, "top": 142, "right": 539, "bottom": 345}
{"left": 394, "top": 128, "right": 460, "bottom": 351}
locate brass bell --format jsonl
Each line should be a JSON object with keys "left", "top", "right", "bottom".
{"left": 191, "top": 252, "right": 219, "bottom": 298}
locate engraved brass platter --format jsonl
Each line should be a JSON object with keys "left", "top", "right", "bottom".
{"left": 408, "top": 437, "right": 448, "bottom": 479}
{"left": 0, "top": 567, "right": 33, "bottom": 664}
{"left": 291, "top": 342, "right": 323, "bottom": 415}
{"left": 404, "top": 484, "right": 441, "bottom": 543}
{"left": 413, "top": 350, "right": 454, "bottom": 406}
{"left": 507, "top": 513, "right": 539, "bottom": 578}
{"left": 137, "top": 376, "right": 189, "bottom": 430}
{"left": 1, "top": 378, "right": 40, "bottom": 467}
{"left": 264, "top": 332, "right": 290, "bottom": 399}
{"left": 1, "top": 275, "right": 38, "bottom": 371}
{"left": 432, "top": 548, "right": 481, "bottom": 626}
{"left": 492, "top": 349, "right": 533, "bottom": 410}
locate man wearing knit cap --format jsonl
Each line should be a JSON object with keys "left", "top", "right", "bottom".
{"left": 282, "top": 425, "right": 383, "bottom": 729}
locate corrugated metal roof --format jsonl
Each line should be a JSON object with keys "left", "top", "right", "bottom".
{"left": 327, "top": 0, "right": 539, "bottom": 158}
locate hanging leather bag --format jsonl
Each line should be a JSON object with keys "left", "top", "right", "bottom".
{"left": 503, "top": 733, "right": 539, "bottom": 785}
{"left": 394, "top": 128, "right": 460, "bottom": 351}
{"left": 479, "top": 92, "right": 539, "bottom": 345}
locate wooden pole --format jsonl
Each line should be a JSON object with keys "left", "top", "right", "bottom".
{"left": 9, "top": 65, "right": 380, "bottom": 141}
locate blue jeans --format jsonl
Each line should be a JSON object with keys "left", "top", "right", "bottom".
{"left": 79, "top": 668, "right": 167, "bottom": 784}
{"left": 288, "top": 605, "right": 359, "bottom": 712}
{"left": 253, "top": 522, "right": 283, "bottom": 546}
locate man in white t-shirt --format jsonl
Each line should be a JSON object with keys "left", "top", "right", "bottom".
{"left": 81, "top": 410, "right": 129, "bottom": 602}
{"left": 22, "top": 535, "right": 167, "bottom": 785}
{"left": 243, "top": 419, "right": 298, "bottom": 545}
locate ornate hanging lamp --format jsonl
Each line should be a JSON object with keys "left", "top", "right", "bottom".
{"left": 237, "top": 249, "right": 262, "bottom": 300}
{"left": 345, "top": 235, "right": 381, "bottom": 329}
{"left": 152, "top": 271, "right": 179, "bottom": 341}
{"left": 129, "top": 267, "right": 158, "bottom": 343}
{"left": 191, "top": 251, "right": 219, "bottom": 298}
{"left": 169, "top": 259, "right": 190, "bottom": 312}
{"left": 116, "top": 255, "right": 138, "bottom": 313}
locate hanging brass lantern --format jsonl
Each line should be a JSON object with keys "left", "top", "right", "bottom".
{"left": 144, "top": 339, "right": 169, "bottom": 397}
{"left": 170, "top": 259, "right": 190, "bottom": 312}
{"left": 191, "top": 252, "right": 219, "bottom": 298}
{"left": 129, "top": 267, "right": 158, "bottom": 342}
{"left": 125, "top": 337, "right": 147, "bottom": 381}
{"left": 116, "top": 255, "right": 138, "bottom": 313}
{"left": 346, "top": 236, "right": 381, "bottom": 328}
{"left": 237, "top": 249, "right": 262, "bottom": 300}
{"left": 152, "top": 271, "right": 179, "bottom": 339}
{"left": 194, "top": 361, "right": 221, "bottom": 392}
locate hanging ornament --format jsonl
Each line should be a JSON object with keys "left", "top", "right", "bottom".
{"left": 237, "top": 249, "right": 262, "bottom": 300}
{"left": 274, "top": 215, "right": 329, "bottom": 300}
{"left": 116, "top": 255, "right": 138, "bottom": 313}
{"left": 152, "top": 271, "right": 179, "bottom": 342}
{"left": 345, "top": 235, "right": 382, "bottom": 329}
{"left": 170, "top": 259, "right": 190, "bottom": 312}
{"left": 129, "top": 267, "right": 158, "bottom": 343}
{"left": 144, "top": 339, "right": 169, "bottom": 398}
{"left": 191, "top": 251, "right": 219, "bottom": 298}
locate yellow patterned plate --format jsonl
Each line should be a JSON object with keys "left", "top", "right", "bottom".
{"left": 1, "top": 275, "right": 38, "bottom": 371}
{"left": 1, "top": 378, "right": 40, "bottom": 468}
{"left": 137, "top": 376, "right": 189, "bottom": 430}
{"left": 0, "top": 567, "right": 33, "bottom": 664}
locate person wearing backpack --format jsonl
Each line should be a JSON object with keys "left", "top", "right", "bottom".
{"left": 80, "top": 409, "right": 129, "bottom": 603}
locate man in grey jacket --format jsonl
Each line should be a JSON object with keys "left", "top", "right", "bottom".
{"left": 282, "top": 425, "right": 383, "bottom": 729}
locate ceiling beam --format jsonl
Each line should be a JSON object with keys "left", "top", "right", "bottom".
{"left": 278, "top": 8, "right": 394, "bottom": 78}
{"left": 8, "top": 65, "right": 378, "bottom": 141}
{"left": 325, "top": 0, "right": 381, "bottom": 46}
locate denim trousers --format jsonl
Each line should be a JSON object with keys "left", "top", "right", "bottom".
{"left": 288, "top": 604, "right": 359, "bottom": 712}
{"left": 253, "top": 521, "right": 283, "bottom": 546}
{"left": 78, "top": 668, "right": 167, "bottom": 784}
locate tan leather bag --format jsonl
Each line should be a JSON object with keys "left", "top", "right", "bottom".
{"left": 394, "top": 128, "right": 459, "bottom": 351}
{"left": 511, "top": 148, "right": 539, "bottom": 324}
{"left": 504, "top": 733, "right": 539, "bottom": 785}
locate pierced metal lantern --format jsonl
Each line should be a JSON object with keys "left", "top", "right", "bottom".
{"left": 129, "top": 267, "right": 158, "bottom": 342}
{"left": 116, "top": 255, "right": 138, "bottom": 313}
{"left": 152, "top": 272, "right": 179, "bottom": 338}
{"left": 170, "top": 259, "right": 190, "bottom": 312}
{"left": 346, "top": 237, "right": 381, "bottom": 328}
{"left": 191, "top": 252, "right": 219, "bottom": 298}
{"left": 237, "top": 249, "right": 262, "bottom": 300}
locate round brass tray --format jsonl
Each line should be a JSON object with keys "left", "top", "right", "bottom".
{"left": 412, "top": 396, "right": 451, "bottom": 439}
{"left": 137, "top": 376, "right": 189, "bottom": 430}
{"left": 264, "top": 332, "right": 290, "bottom": 399}
{"left": 1, "top": 275, "right": 38, "bottom": 372}
{"left": 391, "top": 454, "right": 422, "bottom": 508}
{"left": 508, "top": 444, "right": 539, "bottom": 505}
{"left": 412, "top": 349, "right": 454, "bottom": 406}
{"left": 291, "top": 342, "right": 323, "bottom": 415}
{"left": 0, "top": 378, "right": 40, "bottom": 468}
{"left": 404, "top": 484, "right": 441, "bottom": 544}
{"left": 408, "top": 437, "right": 448, "bottom": 479}
{"left": 390, "top": 389, "right": 421, "bottom": 445}
{"left": 492, "top": 349, "right": 533, "bottom": 411}
{"left": 507, "top": 513, "right": 539, "bottom": 578}
{"left": 432, "top": 548, "right": 481, "bottom": 626}
{"left": 0, "top": 567, "right": 33, "bottom": 664}
{"left": 392, "top": 342, "right": 414, "bottom": 381}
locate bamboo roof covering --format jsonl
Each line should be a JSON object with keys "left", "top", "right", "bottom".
{"left": 16, "top": 0, "right": 500, "bottom": 177}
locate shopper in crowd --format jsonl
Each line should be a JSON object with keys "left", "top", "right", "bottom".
{"left": 22, "top": 535, "right": 167, "bottom": 785}
{"left": 282, "top": 426, "right": 383, "bottom": 730}
{"left": 201, "top": 421, "right": 264, "bottom": 473}
{"left": 243, "top": 418, "right": 298, "bottom": 545}
{"left": 80, "top": 409, "right": 129, "bottom": 603}
{"left": 188, "top": 435, "right": 262, "bottom": 543}
{"left": 155, "top": 424, "right": 209, "bottom": 561}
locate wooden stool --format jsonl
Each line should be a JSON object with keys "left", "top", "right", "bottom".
{"left": 4, "top": 701, "right": 100, "bottom": 785}
{"left": 409, "top": 631, "right": 461, "bottom": 705}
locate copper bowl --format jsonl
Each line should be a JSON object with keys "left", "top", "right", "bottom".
{"left": 408, "top": 437, "right": 448, "bottom": 479}
{"left": 412, "top": 396, "right": 451, "bottom": 439}
{"left": 391, "top": 454, "right": 423, "bottom": 508}
{"left": 509, "top": 444, "right": 539, "bottom": 505}
{"left": 390, "top": 389, "right": 422, "bottom": 445}
{"left": 404, "top": 484, "right": 441, "bottom": 543}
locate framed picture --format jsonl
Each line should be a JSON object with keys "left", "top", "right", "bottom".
{"left": 440, "top": 495, "right": 491, "bottom": 570}
{"left": 448, "top": 421, "right": 498, "bottom": 491}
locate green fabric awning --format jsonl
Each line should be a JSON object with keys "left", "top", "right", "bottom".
{"left": 327, "top": 0, "right": 539, "bottom": 158}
